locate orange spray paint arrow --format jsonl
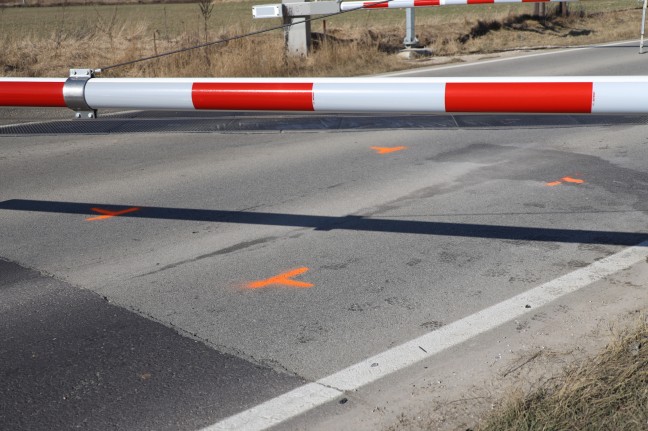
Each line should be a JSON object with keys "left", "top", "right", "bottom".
{"left": 247, "top": 267, "right": 314, "bottom": 289}
{"left": 86, "top": 207, "right": 141, "bottom": 221}
{"left": 371, "top": 146, "right": 407, "bottom": 154}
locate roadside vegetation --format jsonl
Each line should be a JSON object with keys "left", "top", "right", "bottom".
{"left": 476, "top": 317, "right": 647, "bottom": 431}
{"left": 0, "top": 0, "right": 643, "bottom": 77}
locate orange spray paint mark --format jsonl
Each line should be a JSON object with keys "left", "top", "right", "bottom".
{"left": 545, "top": 176, "right": 585, "bottom": 187}
{"left": 86, "top": 207, "right": 141, "bottom": 221}
{"left": 247, "top": 267, "right": 313, "bottom": 289}
{"left": 561, "top": 176, "right": 585, "bottom": 184}
{"left": 371, "top": 146, "right": 407, "bottom": 154}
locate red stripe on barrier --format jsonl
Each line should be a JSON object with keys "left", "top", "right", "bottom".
{"left": 413, "top": 0, "right": 441, "bottom": 6}
{"left": 192, "top": 83, "right": 314, "bottom": 111}
{"left": 467, "top": 0, "right": 496, "bottom": 4}
{"left": 363, "top": 1, "right": 389, "bottom": 7}
{"left": 445, "top": 82, "right": 593, "bottom": 113}
{"left": 0, "top": 81, "right": 66, "bottom": 107}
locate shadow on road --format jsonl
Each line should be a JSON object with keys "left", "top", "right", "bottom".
{"left": 2, "top": 199, "right": 647, "bottom": 247}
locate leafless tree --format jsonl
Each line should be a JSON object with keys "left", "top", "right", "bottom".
{"left": 198, "top": 0, "right": 214, "bottom": 43}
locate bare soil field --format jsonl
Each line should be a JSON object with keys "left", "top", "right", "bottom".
{"left": 0, "top": 0, "right": 643, "bottom": 77}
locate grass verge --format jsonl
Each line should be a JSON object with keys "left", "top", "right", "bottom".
{"left": 477, "top": 317, "right": 648, "bottom": 431}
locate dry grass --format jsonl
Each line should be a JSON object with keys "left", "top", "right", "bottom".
{"left": 477, "top": 317, "right": 648, "bottom": 431}
{"left": 0, "top": 24, "right": 408, "bottom": 77}
{"left": 0, "top": 1, "right": 644, "bottom": 77}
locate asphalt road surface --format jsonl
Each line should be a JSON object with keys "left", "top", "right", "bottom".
{"left": 2, "top": 41, "right": 648, "bottom": 430}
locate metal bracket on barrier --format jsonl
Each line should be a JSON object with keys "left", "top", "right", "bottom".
{"left": 63, "top": 69, "right": 97, "bottom": 119}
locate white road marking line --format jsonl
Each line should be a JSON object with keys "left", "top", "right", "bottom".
{"left": 382, "top": 40, "right": 639, "bottom": 77}
{"left": 203, "top": 239, "right": 648, "bottom": 431}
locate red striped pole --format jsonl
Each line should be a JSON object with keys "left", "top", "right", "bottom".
{"left": 192, "top": 83, "right": 314, "bottom": 111}
{"left": 1, "top": 77, "right": 647, "bottom": 114}
{"left": 444, "top": 82, "right": 592, "bottom": 113}
{"left": 0, "top": 79, "right": 67, "bottom": 107}
{"left": 340, "top": 0, "right": 573, "bottom": 11}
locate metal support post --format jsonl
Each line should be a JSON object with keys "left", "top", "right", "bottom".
{"left": 403, "top": 8, "right": 419, "bottom": 48}
{"left": 282, "top": 0, "right": 311, "bottom": 57}
{"left": 641, "top": 0, "right": 647, "bottom": 54}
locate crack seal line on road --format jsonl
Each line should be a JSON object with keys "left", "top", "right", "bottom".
{"left": 203, "top": 240, "right": 648, "bottom": 431}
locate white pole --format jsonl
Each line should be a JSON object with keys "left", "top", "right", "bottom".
{"left": 641, "top": 0, "right": 647, "bottom": 54}
{"left": 404, "top": 8, "right": 418, "bottom": 47}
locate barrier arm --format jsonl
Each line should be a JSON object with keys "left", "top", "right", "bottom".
{"left": 2, "top": 73, "right": 648, "bottom": 116}
{"left": 339, "top": 0, "right": 577, "bottom": 12}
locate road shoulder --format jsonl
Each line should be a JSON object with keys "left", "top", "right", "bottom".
{"left": 279, "top": 255, "right": 648, "bottom": 431}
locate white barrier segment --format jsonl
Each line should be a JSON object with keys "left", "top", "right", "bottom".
{"left": 85, "top": 80, "right": 194, "bottom": 110}
{"left": 386, "top": 0, "right": 415, "bottom": 7}
{"left": 313, "top": 82, "right": 445, "bottom": 112}
{"left": 592, "top": 82, "right": 648, "bottom": 114}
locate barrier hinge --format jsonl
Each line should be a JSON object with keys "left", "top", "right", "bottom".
{"left": 63, "top": 69, "right": 97, "bottom": 119}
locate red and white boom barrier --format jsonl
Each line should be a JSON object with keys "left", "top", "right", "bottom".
{"left": 2, "top": 76, "right": 648, "bottom": 114}
{"left": 340, "top": 0, "right": 574, "bottom": 11}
